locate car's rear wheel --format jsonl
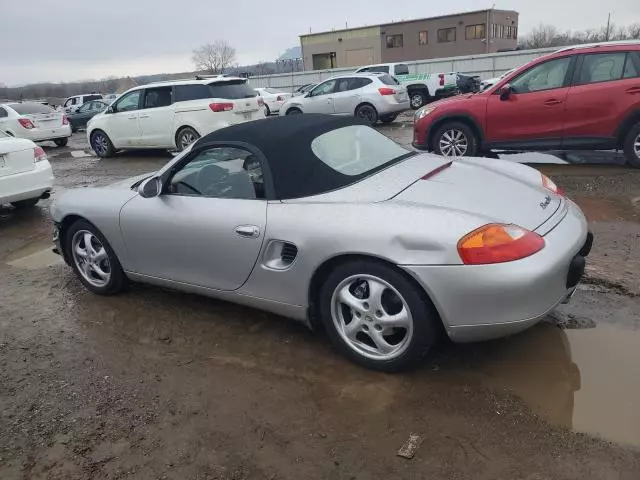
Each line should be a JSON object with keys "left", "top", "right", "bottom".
{"left": 319, "top": 260, "right": 440, "bottom": 372}
{"left": 432, "top": 122, "right": 478, "bottom": 157}
{"left": 380, "top": 114, "right": 398, "bottom": 124}
{"left": 54, "top": 138, "right": 68, "bottom": 147}
{"left": 11, "top": 198, "right": 39, "bottom": 209}
{"left": 623, "top": 122, "right": 640, "bottom": 168}
{"left": 286, "top": 108, "right": 302, "bottom": 115}
{"left": 65, "top": 219, "right": 127, "bottom": 295}
{"left": 90, "top": 130, "right": 115, "bottom": 158}
{"left": 176, "top": 126, "right": 200, "bottom": 151}
{"left": 355, "top": 104, "right": 378, "bottom": 126}
{"left": 264, "top": 105, "right": 271, "bottom": 116}
{"left": 409, "top": 90, "right": 429, "bottom": 110}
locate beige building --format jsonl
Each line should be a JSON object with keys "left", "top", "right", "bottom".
{"left": 300, "top": 9, "right": 519, "bottom": 70}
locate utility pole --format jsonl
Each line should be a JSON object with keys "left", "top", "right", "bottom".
{"left": 605, "top": 12, "right": 611, "bottom": 41}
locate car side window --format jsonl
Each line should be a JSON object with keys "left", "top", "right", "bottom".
{"left": 510, "top": 57, "right": 572, "bottom": 94}
{"left": 168, "top": 146, "right": 265, "bottom": 200}
{"left": 623, "top": 52, "right": 640, "bottom": 79}
{"left": 577, "top": 53, "right": 626, "bottom": 84}
{"left": 78, "top": 102, "right": 91, "bottom": 113}
{"left": 95, "top": 102, "right": 107, "bottom": 111}
{"left": 143, "top": 87, "right": 173, "bottom": 109}
{"left": 114, "top": 90, "right": 142, "bottom": 113}
{"left": 0, "top": 107, "right": 7, "bottom": 118}
{"left": 310, "top": 80, "right": 337, "bottom": 97}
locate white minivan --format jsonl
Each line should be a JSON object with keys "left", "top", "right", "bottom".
{"left": 63, "top": 93, "right": 104, "bottom": 114}
{"left": 86, "top": 76, "right": 264, "bottom": 157}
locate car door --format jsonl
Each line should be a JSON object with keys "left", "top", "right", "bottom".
{"left": 138, "top": 86, "right": 175, "bottom": 148}
{"left": 73, "top": 102, "right": 93, "bottom": 128}
{"left": 106, "top": 89, "right": 143, "bottom": 148}
{"left": 331, "top": 78, "right": 370, "bottom": 115}
{"left": 562, "top": 51, "right": 640, "bottom": 148}
{"left": 303, "top": 79, "right": 337, "bottom": 114}
{"left": 119, "top": 144, "right": 267, "bottom": 290}
{"left": 485, "top": 56, "right": 574, "bottom": 149}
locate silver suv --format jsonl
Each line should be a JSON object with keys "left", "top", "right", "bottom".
{"left": 279, "top": 73, "right": 409, "bottom": 125}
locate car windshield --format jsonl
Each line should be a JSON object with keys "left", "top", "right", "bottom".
{"left": 208, "top": 80, "right": 255, "bottom": 99}
{"left": 311, "top": 125, "right": 411, "bottom": 176}
{"left": 8, "top": 103, "right": 54, "bottom": 115}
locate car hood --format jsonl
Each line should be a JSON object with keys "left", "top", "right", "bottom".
{"left": 104, "top": 173, "right": 155, "bottom": 190}
{"left": 0, "top": 136, "right": 36, "bottom": 154}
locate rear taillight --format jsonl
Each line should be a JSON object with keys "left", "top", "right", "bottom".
{"left": 439, "top": 74, "right": 445, "bottom": 86}
{"left": 541, "top": 173, "right": 563, "bottom": 195}
{"left": 421, "top": 161, "right": 452, "bottom": 180}
{"left": 276, "top": 95, "right": 285, "bottom": 102}
{"left": 62, "top": 115, "right": 69, "bottom": 125}
{"left": 33, "top": 146, "right": 47, "bottom": 163}
{"left": 378, "top": 87, "right": 396, "bottom": 96}
{"left": 18, "top": 118, "right": 35, "bottom": 129}
{"left": 257, "top": 98, "right": 265, "bottom": 107}
{"left": 209, "top": 102, "right": 234, "bottom": 112}
{"left": 457, "top": 224, "right": 545, "bottom": 265}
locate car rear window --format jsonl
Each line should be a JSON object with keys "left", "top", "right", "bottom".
{"left": 395, "top": 64, "right": 410, "bottom": 75}
{"left": 8, "top": 103, "right": 54, "bottom": 115}
{"left": 379, "top": 74, "right": 400, "bottom": 85}
{"left": 208, "top": 80, "right": 255, "bottom": 99}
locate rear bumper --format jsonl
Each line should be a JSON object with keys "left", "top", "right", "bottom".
{"left": 377, "top": 99, "right": 410, "bottom": 116}
{"left": 401, "top": 201, "right": 591, "bottom": 343}
{"left": 20, "top": 125, "right": 71, "bottom": 142}
{"left": 0, "top": 160, "right": 54, "bottom": 204}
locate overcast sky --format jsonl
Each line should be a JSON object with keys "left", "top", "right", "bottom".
{"left": 2, "top": 0, "right": 639, "bottom": 86}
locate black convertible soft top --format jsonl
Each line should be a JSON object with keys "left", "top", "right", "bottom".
{"left": 197, "top": 114, "right": 395, "bottom": 200}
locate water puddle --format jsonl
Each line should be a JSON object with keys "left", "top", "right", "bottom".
{"left": 7, "top": 247, "right": 63, "bottom": 270}
{"left": 473, "top": 321, "right": 640, "bottom": 447}
{"left": 70, "top": 150, "right": 92, "bottom": 158}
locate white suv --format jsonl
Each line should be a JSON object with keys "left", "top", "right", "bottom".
{"left": 87, "top": 76, "right": 264, "bottom": 158}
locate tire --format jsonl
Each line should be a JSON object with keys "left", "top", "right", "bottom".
{"left": 380, "top": 114, "right": 398, "bottom": 124}
{"left": 264, "top": 105, "right": 271, "bottom": 116}
{"left": 175, "top": 126, "right": 200, "bottom": 152}
{"left": 623, "top": 122, "right": 640, "bottom": 168}
{"left": 409, "top": 90, "right": 429, "bottom": 110}
{"left": 90, "top": 130, "right": 115, "bottom": 158}
{"left": 432, "top": 122, "right": 478, "bottom": 157}
{"left": 318, "top": 260, "right": 440, "bottom": 372}
{"left": 286, "top": 108, "right": 302, "bottom": 115}
{"left": 71, "top": 125, "right": 78, "bottom": 133}
{"left": 355, "top": 104, "right": 378, "bottom": 126}
{"left": 64, "top": 219, "right": 127, "bottom": 295}
{"left": 11, "top": 198, "right": 39, "bottom": 209}
{"left": 54, "top": 138, "right": 68, "bottom": 147}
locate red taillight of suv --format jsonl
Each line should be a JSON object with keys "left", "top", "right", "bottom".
{"left": 33, "top": 146, "right": 47, "bottom": 163}
{"left": 438, "top": 74, "right": 445, "bottom": 86}
{"left": 209, "top": 103, "right": 234, "bottom": 112}
{"left": 18, "top": 118, "right": 35, "bottom": 129}
{"left": 378, "top": 87, "right": 396, "bottom": 96}
{"left": 62, "top": 115, "right": 69, "bottom": 125}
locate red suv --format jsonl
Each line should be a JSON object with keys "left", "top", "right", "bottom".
{"left": 413, "top": 41, "right": 640, "bottom": 167}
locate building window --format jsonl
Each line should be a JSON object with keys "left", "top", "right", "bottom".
{"left": 465, "top": 24, "right": 486, "bottom": 40}
{"left": 386, "top": 34, "right": 403, "bottom": 48}
{"left": 491, "top": 23, "right": 497, "bottom": 38}
{"left": 498, "top": 24, "right": 505, "bottom": 38}
{"left": 437, "top": 27, "right": 456, "bottom": 43}
{"left": 418, "top": 31, "right": 428, "bottom": 45}
{"left": 513, "top": 26, "right": 518, "bottom": 39}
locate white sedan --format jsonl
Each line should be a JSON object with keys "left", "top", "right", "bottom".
{"left": 0, "top": 102, "right": 72, "bottom": 147}
{"left": 0, "top": 130, "right": 54, "bottom": 209}
{"left": 255, "top": 88, "right": 292, "bottom": 116}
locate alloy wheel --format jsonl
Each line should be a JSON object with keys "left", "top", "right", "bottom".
{"left": 179, "top": 130, "right": 197, "bottom": 150}
{"left": 634, "top": 133, "right": 640, "bottom": 159}
{"left": 331, "top": 275, "right": 414, "bottom": 360}
{"left": 71, "top": 230, "right": 111, "bottom": 288}
{"left": 410, "top": 94, "right": 424, "bottom": 109}
{"left": 357, "top": 107, "right": 375, "bottom": 123}
{"left": 93, "top": 134, "right": 108, "bottom": 156}
{"left": 439, "top": 129, "right": 468, "bottom": 157}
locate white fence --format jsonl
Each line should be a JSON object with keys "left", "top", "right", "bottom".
{"left": 247, "top": 47, "right": 557, "bottom": 91}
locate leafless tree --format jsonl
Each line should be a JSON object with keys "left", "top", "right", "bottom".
{"left": 627, "top": 23, "right": 640, "bottom": 39}
{"left": 192, "top": 40, "right": 236, "bottom": 74}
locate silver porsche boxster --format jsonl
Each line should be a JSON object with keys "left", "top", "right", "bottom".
{"left": 51, "top": 115, "right": 592, "bottom": 371}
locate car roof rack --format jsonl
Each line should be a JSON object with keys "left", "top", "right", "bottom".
{"left": 195, "top": 74, "right": 232, "bottom": 80}
{"left": 555, "top": 39, "right": 640, "bottom": 53}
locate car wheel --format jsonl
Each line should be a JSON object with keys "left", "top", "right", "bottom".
{"left": 65, "top": 219, "right": 127, "bottom": 295}
{"left": 11, "top": 198, "right": 39, "bottom": 209}
{"left": 380, "top": 114, "right": 398, "bottom": 124}
{"left": 319, "top": 260, "right": 440, "bottom": 372}
{"left": 176, "top": 126, "right": 200, "bottom": 152}
{"left": 264, "top": 105, "right": 271, "bottom": 116}
{"left": 409, "top": 90, "right": 428, "bottom": 110}
{"left": 355, "top": 104, "right": 378, "bottom": 126}
{"left": 90, "top": 130, "right": 115, "bottom": 158}
{"left": 623, "top": 122, "right": 640, "bottom": 168}
{"left": 71, "top": 125, "right": 78, "bottom": 133}
{"left": 286, "top": 108, "right": 302, "bottom": 115}
{"left": 54, "top": 138, "right": 68, "bottom": 147}
{"left": 432, "top": 122, "right": 478, "bottom": 157}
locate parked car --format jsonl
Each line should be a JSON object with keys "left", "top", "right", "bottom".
{"left": 457, "top": 73, "right": 481, "bottom": 93}
{"left": 255, "top": 88, "right": 293, "bottom": 115}
{"left": 86, "top": 76, "right": 264, "bottom": 157}
{"left": 62, "top": 93, "right": 104, "bottom": 113}
{"left": 413, "top": 41, "right": 640, "bottom": 168}
{"left": 480, "top": 68, "right": 518, "bottom": 91}
{"left": 0, "top": 130, "right": 54, "bottom": 209}
{"left": 102, "top": 93, "right": 119, "bottom": 104}
{"left": 279, "top": 73, "right": 409, "bottom": 125}
{"left": 0, "top": 102, "right": 71, "bottom": 147}
{"left": 294, "top": 83, "right": 316, "bottom": 96}
{"left": 51, "top": 114, "right": 591, "bottom": 372}
{"left": 354, "top": 63, "right": 458, "bottom": 109}
{"left": 67, "top": 100, "right": 109, "bottom": 132}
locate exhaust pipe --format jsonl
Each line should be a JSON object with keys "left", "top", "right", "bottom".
{"left": 40, "top": 191, "right": 51, "bottom": 200}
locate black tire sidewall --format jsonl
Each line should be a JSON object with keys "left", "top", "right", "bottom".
{"left": 287, "top": 108, "right": 302, "bottom": 115}
{"left": 410, "top": 91, "right": 427, "bottom": 110}
{"left": 318, "top": 260, "right": 439, "bottom": 372}
{"left": 264, "top": 105, "right": 271, "bottom": 116}
{"left": 433, "top": 122, "right": 478, "bottom": 157}
{"left": 381, "top": 114, "right": 398, "bottom": 124}
{"left": 176, "top": 127, "right": 199, "bottom": 151}
{"left": 623, "top": 123, "right": 640, "bottom": 168}
{"left": 54, "top": 138, "right": 68, "bottom": 147}
{"left": 90, "top": 130, "right": 115, "bottom": 158}
{"left": 356, "top": 104, "right": 378, "bottom": 126}
{"left": 11, "top": 198, "right": 39, "bottom": 209}
{"left": 64, "top": 219, "right": 127, "bottom": 295}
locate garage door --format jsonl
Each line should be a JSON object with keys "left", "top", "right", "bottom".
{"left": 345, "top": 48, "right": 374, "bottom": 67}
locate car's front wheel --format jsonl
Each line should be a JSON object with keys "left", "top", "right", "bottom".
{"left": 319, "top": 260, "right": 440, "bottom": 372}
{"left": 65, "top": 219, "right": 127, "bottom": 295}
{"left": 432, "top": 122, "right": 478, "bottom": 157}
{"left": 90, "top": 130, "right": 115, "bottom": 158}
{"left": 623, "top": 121, "right": 640, "bottom": 168}
{"left": 286, "top": 107, "right": 302, "bottom": 115}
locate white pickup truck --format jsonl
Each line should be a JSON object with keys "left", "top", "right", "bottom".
{"left": 354, "top": 63, "right": 458, "bottom": 110}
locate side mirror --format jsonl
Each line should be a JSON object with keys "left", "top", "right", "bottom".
{"left": 106, "top": 106, "right": 114, "bottom": 114}
{"left": 138, "top": 176, "right": 162, "bottom": 198}
{"left": 305, "top": 92, "right": 312, "bottom": 98}
{"left": 499, "top": 84, "right": 513, "bottom": 101}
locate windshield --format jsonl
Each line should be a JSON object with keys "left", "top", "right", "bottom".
{"left": 8, "top": 103, "right": 55, "bottom": 115}
{"left": 311, "top": 125, "right": 411, "bottom": 176}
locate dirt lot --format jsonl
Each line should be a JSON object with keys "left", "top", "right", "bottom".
{"left": 1, "top": 129, "right": 639, "bottom": 479}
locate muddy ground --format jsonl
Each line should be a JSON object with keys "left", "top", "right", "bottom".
{"left": 1, "top": 128, "right": 639, "bottom": 480}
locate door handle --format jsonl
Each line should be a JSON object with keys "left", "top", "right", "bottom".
{"left": 626, "top": 86, "right": 640, "bottom": 94}
{"left": 127, "top": 116, "right": 137, "bottom": 119}
{"left": 139, "top": 115, "right": 150, "bottom": 118}
{"left": 235, "top": 225, "right": 260, "bottom": 238}
{"left": 543, "top": 99, "right": 562, "bottom": 106}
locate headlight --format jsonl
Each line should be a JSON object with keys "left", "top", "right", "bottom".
{"left": 415, "top": 106, "right": 435, "bottom": 121}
